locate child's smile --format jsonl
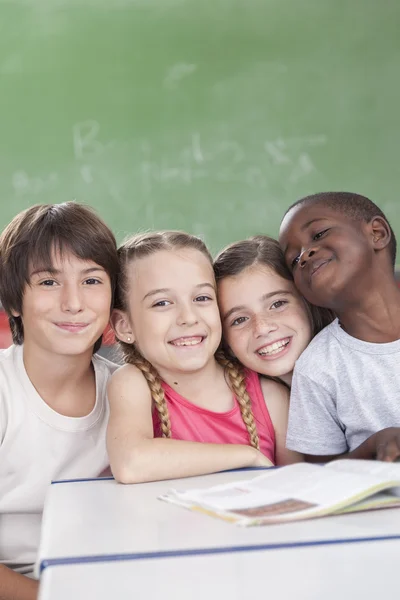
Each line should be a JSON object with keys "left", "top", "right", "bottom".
{"left": 218, "top": 265, "right": 311, "bottom": 381}
{"left": 121, "top": 248, "right": 222, "bottom": 381}
{"left": 256, "top": 336, "right": 291, "bottom": 358}
{"left": 280, "top": 204, "right": 374, "bottom": 310}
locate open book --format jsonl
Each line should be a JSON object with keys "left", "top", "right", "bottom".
{"left": 159, "top": 460, "right": 400, "bottom": 526}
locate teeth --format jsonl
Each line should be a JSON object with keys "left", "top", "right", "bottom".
{"left": 171, "top": 337, "right": 203, "bottom": 347}
{"left": 258, "top": 339, "right": 289, "bottom": 356}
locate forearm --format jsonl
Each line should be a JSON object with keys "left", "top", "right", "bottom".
{"left": 343, "top": 428, "right": 400, "bottom": 461}
{"left": 344, "top": 436, "right": 377, "bottom": 459}
{"left": 0, "top": 565, "right": 38, "bottom": 600}
{"left": 109, "top": 438, "right": 261, "bottom": 483}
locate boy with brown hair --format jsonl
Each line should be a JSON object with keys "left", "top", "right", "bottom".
{"left": 279, "top": 191, "right": 400, "bottom": 462}
{"left": 0, "top": 202, "right": 118, "bottom": 599}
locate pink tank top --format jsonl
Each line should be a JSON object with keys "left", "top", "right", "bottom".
{"left": 152, "top": 369, "right": 275, "bottom": 463}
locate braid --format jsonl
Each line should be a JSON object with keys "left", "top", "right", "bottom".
{"left": 215, "top": 351, "right": 260, "bottom": 450}
{"left": 119, "top": 341, "right": 172, "bottom": 439}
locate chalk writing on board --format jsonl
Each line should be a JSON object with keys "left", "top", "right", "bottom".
{"left": 11, "top": 124, "right": 328, "bottom": 199}
{"left": 12, "top": 170, "right": 58, "bottom": 195}
{"left": 73, "top": 120, "right": 103, "bottom": 160}
{"left": 164, "top": 63, "right": 197, "bottom": 88}
{"left": 80, "top": 165, "right": 93, "bottom": 184}
{"left": 264, "top": 135, "right": 327, "bottom": 183}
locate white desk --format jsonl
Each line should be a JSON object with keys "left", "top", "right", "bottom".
{"left": 37, "top": 469, "right": 400, "bottom": 573}
{"left": 38, "top": 537, "right": 398, "bottom": 600}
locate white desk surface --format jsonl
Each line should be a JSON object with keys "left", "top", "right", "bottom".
{"left": 38, "top": 537, "right": 398, "bottom": 600}
{"left": 37, "top": 468, "right": 400, "bottom": 572}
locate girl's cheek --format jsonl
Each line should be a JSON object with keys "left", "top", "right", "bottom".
{"left": 223, "top": 327, "right": 235, "bottom": 345}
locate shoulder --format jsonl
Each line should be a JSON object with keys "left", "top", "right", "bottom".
{"left": 91, "top": 354, "right": 120, "bottom": 399}
{"left": 243, "top": 368, "right": 288, "bottom": 404}
{"left": 0, "top": 345, "right": 19, "bottom": 368}
{"left": 92, "top": 353, "right": 120, "bottom": 376}
{"left": 295, "top": 319, "right": 341, "bottom": 370}
{"left": 259, "top": 375, "right": 289, "bottom": 405}
{"left": 0, "top": 346, "right": 23, "bottom": 440}
{"left": 108, "top": 363, "right": 152, "bottom": 405}
{"left": 0, "top": 345, "right": 23, "bottom": 390}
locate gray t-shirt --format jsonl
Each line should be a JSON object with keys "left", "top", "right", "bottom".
{"left": 287, "top": 319, "right": 400, "bottom": 455}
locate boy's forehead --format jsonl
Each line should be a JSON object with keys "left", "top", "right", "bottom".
{"left": 29, "top": 246, "right": 101, "bottom": 274}
{"left": 280, "top": 203, "right": 342, "bottom": 244}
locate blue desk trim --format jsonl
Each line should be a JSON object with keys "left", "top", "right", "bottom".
{"left": 40, "top": 533, "right": 400, "bottom": 573}
{"left": 51, "top": 466, "right": 274, "bottom": 485}
{"left": 52, "top": 476, "right": 114, "bottom": 484}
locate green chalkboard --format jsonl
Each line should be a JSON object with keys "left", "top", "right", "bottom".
{"left": 1, "top": 0, "right": 400, "bottom": 256}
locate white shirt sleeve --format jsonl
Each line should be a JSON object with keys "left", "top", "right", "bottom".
{"left": 0, "top": 395, "right": 5, "bottom": 444}
{"left": 286, "top": 370, "right": 348, "bottom": 456}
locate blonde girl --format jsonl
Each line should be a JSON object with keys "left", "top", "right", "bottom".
{"left": 107, "top": 231, "right": 301, "bottom": 484}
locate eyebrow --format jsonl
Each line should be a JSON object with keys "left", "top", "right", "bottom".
{"left": 301, "top": 217, "right": 329, "bottom": 231}
{"left": 223, "top": 290, "right": 294, "bottom": 321}
{"left": 30, "top": 266, "right": 106, "bottom": 277}
{"left": 282, "top": 218, "right": 329, "bottom": 255}
{"left": 142, "top": 282, "right": 215, "bottom": 301}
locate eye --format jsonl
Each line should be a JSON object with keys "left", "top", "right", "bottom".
{"left": 270, "top": 300, "right": 288, "bottom": 310}
{"left": 40, "top": 279, "right": 57, "bottom": 287}
{"left": 290, "top": 255, "right": 300, "bottom": 269}
{"left": 152, "top": 300, "right": 171, "bottom": 307}
{"left": 231, "top": 316, "right": 248, "bottom": 327}
{"left": 194, "top": 295, "right": 212, "bottom": 303}
{"left": 83, "top": 278, "right": 101, "bottom": 285}
{"left": 313, "top": 229, "right": 329, "bottom": 241}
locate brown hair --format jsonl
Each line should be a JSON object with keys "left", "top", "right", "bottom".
{"left": 214, "top": 235, "right": 335, "bottom": 338}
{"left": 0, "top": 201, "right": 118, "bottom": 351}
{"left": 115, "top": 230, "right": 260, "bottom": 449}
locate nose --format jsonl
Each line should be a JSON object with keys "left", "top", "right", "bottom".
{"left": 176, "top": 302, "right": 198, "bottom": 327}
{"left": 253, "top": 313, "right": 278, "bottom": 338}
{"left": 299, "top": 247, "right": 317, "bottom": 269}
{"left": 60, "top": 283, "right": 84, "bottom": 314}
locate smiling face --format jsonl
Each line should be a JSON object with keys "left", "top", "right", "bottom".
{"left": 217, "top": 265, "right": 312, "bottom": 381}
{"left": 116, "top": 248, "right": 222, "bottom": 380}
{"left": 279, "top": 203, "right": 376, "bottom": 310}
{"left": 15, "top": 249, "right": 112, "bottom": 358}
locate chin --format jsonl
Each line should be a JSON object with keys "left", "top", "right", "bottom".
{"left": 175, "top": 357, "right": 211, "bottom": 373}
{"left": 54, "top": 340, "right": 97, "bottom": 357}
{"left": 258, "top": 360, "right": 294, "bottom": 379}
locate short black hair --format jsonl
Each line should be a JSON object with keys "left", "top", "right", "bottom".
{"left": 284, "top": 191, "right": 397, "bottom": 267}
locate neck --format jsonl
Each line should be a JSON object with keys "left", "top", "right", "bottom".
{"left": 336, "top": 277, "right": 400, "bottom": 342}
{"left": 22, "top": 342, "right": 95, "bottom": 415}
{"left": 278, "top": 371, "right": 292, "bottom": 387}
{"left": 160, "top": 358, "right": 226, "bottom": 401}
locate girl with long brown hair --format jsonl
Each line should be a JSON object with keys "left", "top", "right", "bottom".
{"left": 214, "top": 235, "right": 334, "bottom": 388}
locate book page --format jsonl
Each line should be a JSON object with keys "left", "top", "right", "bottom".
{"left": 162, "top": 463, "right": 400, "bottom": 525}
{"left": 325, "top": 459, "right": 400, "bottom": 497}
{"left": 337, "top": 491, "right": 400, "bottom": 514}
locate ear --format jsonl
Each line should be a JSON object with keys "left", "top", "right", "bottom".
{"left": 109, "top": 309, "right": 135, "bottom": 344}
{"left": 369, "top": 216, "right": 391, "bottom": 252}
{"left": 11, "top": 309, "right": 21, "bottom": 318}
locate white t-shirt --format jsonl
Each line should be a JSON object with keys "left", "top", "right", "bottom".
{"left": 0, "top": 345, "right": 117, "bottom": 575}
{"left": 287, "top": 319, "right": 400, "bottom": 455}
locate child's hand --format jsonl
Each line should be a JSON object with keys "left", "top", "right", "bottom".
{"left": 375, "top": 428, "right": 400, "bottom": 462}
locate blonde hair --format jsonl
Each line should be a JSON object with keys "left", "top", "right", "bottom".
{"left": 115, "top": 231, "right": 260, "bottom": 449}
